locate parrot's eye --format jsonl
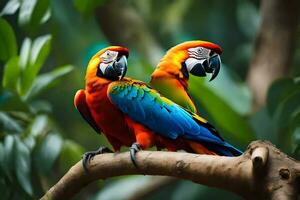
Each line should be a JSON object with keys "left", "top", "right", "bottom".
{"left": 197, "top": 47, "right": 203, "bottom": 53}
{"left": 100, "top": 50, "right": 118, "bottom": 64}
{"left": 188, "top": 47, "right": 210, "bottom": 60}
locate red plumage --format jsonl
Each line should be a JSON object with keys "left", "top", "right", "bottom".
{"left": 75, "top": 46, "right": 217, "bottom": 156}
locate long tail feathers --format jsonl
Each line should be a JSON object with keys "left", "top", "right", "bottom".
{"left": 205, "top": 142, "right": 243, "bottom": 156}
{"left": 224, "top": 142, "right": 243, "bottom": 156}
{"left": 188, "top": 140, "right": 243, "bottom": 157}
{"left": 188, "top": 141, "right": 217, "bottom": 155}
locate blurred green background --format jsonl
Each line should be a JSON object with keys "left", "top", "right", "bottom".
{"left": 0, "top": 0, "right": 300, "bottom": 199}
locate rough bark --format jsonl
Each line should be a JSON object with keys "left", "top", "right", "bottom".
{"left": 247, "top": 0, "right": 300, "bottom": 110}
{"left": 95, "top": 0, "right": 164, "bottom": 66}
{"left": 41, "top": 141, "right": 300, "bottom": 200}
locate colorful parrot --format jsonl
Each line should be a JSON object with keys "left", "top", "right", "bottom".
{"left": 74, "top": 46, "right": 242, "bottom": 170}
{"left": 150, "top": 41, "right": 222, "bottom": 113}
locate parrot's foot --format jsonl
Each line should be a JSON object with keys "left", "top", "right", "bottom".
{"left": 82, "top": 146, "right": 112, "bottom": 172}
{"left": 130, "top": 143, "right": 141, "bottom": 168}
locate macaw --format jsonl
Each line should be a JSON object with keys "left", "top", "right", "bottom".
{"left": 150, "top": 41, "right": 222, "bottom": 113}
{"left": 74, "top": 46, "right": 242, "bottom": 170}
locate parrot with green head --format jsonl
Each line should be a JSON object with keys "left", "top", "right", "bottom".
{"left": 74, "top": 46, "right": 241, "bottom": 170}
{"left": 150, "top": 41, "right": 222, "bottom": 113}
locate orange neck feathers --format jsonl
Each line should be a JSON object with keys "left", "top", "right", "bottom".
{"left": 151, "top": 41, "right": 222, "bottom": 89}
{"left": 151, "top": 47, "right": 189, "bottom": 88}
{"left": 85, "top": 55, "right": 100, "bottom": 80}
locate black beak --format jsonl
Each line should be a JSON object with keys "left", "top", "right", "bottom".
{"left": 113, "top": 55, "right": 127, "bottom": 80}
{"left": 206, "top": 54, "right": 221, "bottom": 81}
{"left": 98, "top": 55, "right": 128, "bottom": 81}
{"left": 188, "top": 54, "right": 221, "bottom": 81}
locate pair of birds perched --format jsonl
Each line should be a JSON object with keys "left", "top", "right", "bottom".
{"left": 74, "top": 41, "right": 242, "bottom": 170}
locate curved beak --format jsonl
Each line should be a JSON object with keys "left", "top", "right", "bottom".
{"left": 207, "top": 54, "right": 221, "bottom": 81}
{"left": 186, "top": 54, "right": 221, "bottom": 81}
{"left": 114, "top": 55, "right": 127, "bottom": 80}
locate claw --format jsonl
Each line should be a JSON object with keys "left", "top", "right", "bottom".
{"left": 82, "top": 146, "right": 113, "bottom": 172}
{"left": 130, "top": 143, "right": 141, "bottom": 168}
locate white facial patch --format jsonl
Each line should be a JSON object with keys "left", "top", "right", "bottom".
{"left": 188, "top": 47, "right": 211, "bottom": 60}
{"left": 99, "top": 63, "right": 108, "bottom": 74}
{"left": 99, "top": 50, "right": 119, "bottom": 73}
{"left": 100, "top": 50, "right": 118, "bottom": 64}
{"left": 185, "top": 57, "right": 206, "bottom": 72}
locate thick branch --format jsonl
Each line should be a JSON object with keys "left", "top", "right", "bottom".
{"left": 41, "top": 151, "right": 251, "bottom": 199}
{"left": 247, "top": 0, "right": 299, "bottom": 110}
{"left": 41, "top": 141, "right": 300, "bottom": 200}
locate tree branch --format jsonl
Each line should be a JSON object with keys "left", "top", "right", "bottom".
{"left": 41, "top": 141, "right": 300, "bottom": 200}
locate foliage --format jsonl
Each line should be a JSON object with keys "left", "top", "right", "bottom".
{"left": 0, "top": 1, "right": 76, "bottom": 199}
{"left": 266, "top": 77, "right": 300, "bottom": 154}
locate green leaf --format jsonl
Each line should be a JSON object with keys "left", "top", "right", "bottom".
{"left": 2, "top": 56, "right": 20, "bottom": 92}
{"left": 59, "top": 140, "right": 84, "bottom": 172}
{"left": 30, "top": 35, "right": 51, "bottom": 70}
{"left": 34, "top": 133, "right": 63, "bottom": 174}
{"left": 29, "top": 100, "right": 52, "bottom": 113}
{"left": 290, "top": 112, "right": 300, "bottom": 153}
{"left": 0, "top": 0, "right": 21, "bottom": 16}
{"left": 267, "top": 77, "right": 300, "bottom": 116}
{"left": 18, "top": 0, "right": 36, "bottom": 26}
{"left": 20, "top": 35, "right": 52, "bottom": 96}
{"left": 23, "top": 136, "right": 35, "bottom": 152}
{"left": 293, "top": 128, "right": 300, "bottom": 155}
{"left": 30, "top": 0, "right": 50, "bottom": 27}
{"left": 268, "top": 80, "right": 300, "bottom": 152}
{"left": 23, "top": 115, "right": 49, "bottom": 150}
{"left": 19, "top": 38, "right": 32, "bottom": 70}
{"left": 0, "top": 18, "right": 17, "bottom": 61}
{"left": 0, "top": 112, "right": 23, "bottom": 133}
{"left": 18, "top": 0, "right": 50, "bottom": 30}
{"left": 2, "top": 135, "right": 15, "bottom": 180}
{"left": 25, "top": 65, "right": 74, "bottom": 100}
{"left": 40, "top": 9, "right": 51, "bottom": 24}
{"left": 28, "top": 115, "right": 49, "bottom": 137}
{"left": 189, "top": 77, "right": 255, "bottom": 145}
{"left": 0, "top": 143, "right": 5, "bottom": 173}
{"left": 273, "top": 90, "right": 300, "bottom": 128}
{"left": 14, "top": 137, "right": 33, "bottom": 195}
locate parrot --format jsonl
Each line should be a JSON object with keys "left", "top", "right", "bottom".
{"left": 74, "top": 46, "right": 242, "bottom": 170}
{"left": 150, "top": 41, "right": 222, "bottom": 113}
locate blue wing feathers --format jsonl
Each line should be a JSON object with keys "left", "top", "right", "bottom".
{"left": 109, "top": 81, "right": 242, "bottom": 156}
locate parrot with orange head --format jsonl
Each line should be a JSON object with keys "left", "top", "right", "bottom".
{"left": 151, "top": 41, "right": 222, "bottom": 113}
{"left": 74, "top": 45, "right": 241, "bottom": 170}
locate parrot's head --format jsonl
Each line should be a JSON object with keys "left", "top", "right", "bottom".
{"left": 86, "top": 46, "right": 129, "bottom": 81}
{"left": 167, "top": 41, "right": 222, "bottom": 81}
